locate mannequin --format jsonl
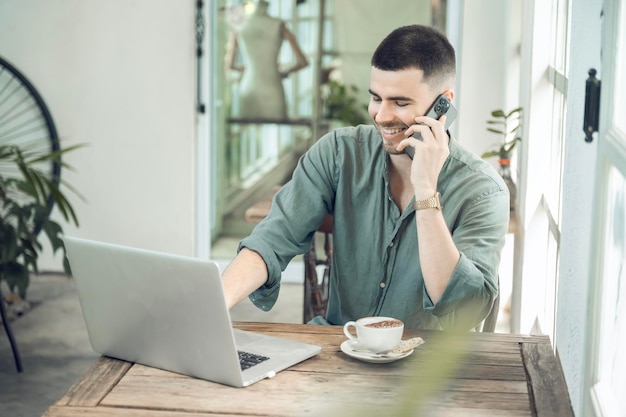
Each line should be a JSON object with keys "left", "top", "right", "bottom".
{"left": 226, "top": 0, "right": 308, "bottom": 120}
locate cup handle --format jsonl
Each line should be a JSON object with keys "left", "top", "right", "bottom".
{"left": 343, "top": 321, "right": 358, "bottom": 341}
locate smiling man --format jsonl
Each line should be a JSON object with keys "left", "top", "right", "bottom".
{"left": 221, "top": 25, "right": 509, "bottom": 331}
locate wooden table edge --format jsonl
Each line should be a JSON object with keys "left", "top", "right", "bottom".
{"left": 54, "top": 356, "right": 133, "bottom": 408}
{"left": 520, "top": 342, "right": 574, "bottom": 417}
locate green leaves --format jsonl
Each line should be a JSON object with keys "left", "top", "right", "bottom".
{"left": 0, "top": 142, "right": 83, "bottom": 299}
{"left": 322, "top": 80, "right": 368, "bottom": 126}
{"left": 481, "top": 107, "right": 523, "bottom": 159}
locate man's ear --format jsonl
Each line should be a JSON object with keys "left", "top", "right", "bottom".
{"left": 441, "top": 88, "right": 455, "bottom": 102}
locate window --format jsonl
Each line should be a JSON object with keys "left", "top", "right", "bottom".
{"left": 516, "top": 0, "right": 570, "bottom": 339}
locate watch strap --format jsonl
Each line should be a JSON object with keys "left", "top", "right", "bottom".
{"left": 413, "top": 192, "right": 442, "bottom": 211}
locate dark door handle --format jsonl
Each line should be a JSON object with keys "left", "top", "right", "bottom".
{"left": 584, "top": 68, "right": 601, "bottom": 143}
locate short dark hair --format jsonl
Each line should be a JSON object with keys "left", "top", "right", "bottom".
{"left": 371, "top": 25, "right": 456, "bottom": 88}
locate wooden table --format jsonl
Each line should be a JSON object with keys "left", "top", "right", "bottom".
{"left": 43, "top": 322, "right": 573, "bottom": 417}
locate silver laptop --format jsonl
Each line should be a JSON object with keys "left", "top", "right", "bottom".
{"left": 63, "top": 236, "right": 321, "bottom": 388}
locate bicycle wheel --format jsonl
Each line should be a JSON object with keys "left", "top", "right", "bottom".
{"left": 0, "top": 56, "right": 61, "bottom": 235}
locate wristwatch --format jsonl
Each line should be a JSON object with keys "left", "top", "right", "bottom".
{"left": 413, "top": 192, "right": 442, "bottom": 211}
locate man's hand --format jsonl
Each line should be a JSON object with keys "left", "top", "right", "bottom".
{"left": 398, "top": 114, "right": 450, "bottom": 200}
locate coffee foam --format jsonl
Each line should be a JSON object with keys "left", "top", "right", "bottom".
{"left": 364, "top": 319, "right": 403, "bottom": 329}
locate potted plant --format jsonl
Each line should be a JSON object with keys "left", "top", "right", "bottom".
{"left": 481, "top": 107, "right": 523, "bottom": 233}
{"left": 0, "top": 141, "right": 82, "bottom": 371}
{"left": 321, "top": 79, "right": 368, "bottom": 126}
{"left": 481, "top": 107, "right": 523, "bottom": 161}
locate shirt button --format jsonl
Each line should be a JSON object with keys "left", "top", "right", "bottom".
{"left": 388, "top": 241, "right": 394, "bottom": 247}
{"left": 380, "top": 282, "right": 386, "bottom": 288}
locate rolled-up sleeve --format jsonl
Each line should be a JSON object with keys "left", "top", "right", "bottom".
{"left": 424, "top": 182, "right": 510, "bottom": 330}
{"left": 238, "top": 132, "right": 339, "bottom": 311}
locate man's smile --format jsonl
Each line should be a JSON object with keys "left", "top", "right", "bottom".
{"left": 381, "top": 126, "right": 406, "bottom": 135}
{"left": 378, "top": 124, "right": 408, "bottom": 141}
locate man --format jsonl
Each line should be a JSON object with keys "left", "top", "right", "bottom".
{"left": 222, "top": 25, "right": 509, "bottom": 331}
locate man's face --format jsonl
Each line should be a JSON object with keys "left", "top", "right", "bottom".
{"left": 368, "top": 67, "right": 439, "bottom": 155}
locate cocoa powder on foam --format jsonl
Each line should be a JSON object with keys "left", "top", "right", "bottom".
{"left": 364, "top": 319, "right": 402, "bottom": 329}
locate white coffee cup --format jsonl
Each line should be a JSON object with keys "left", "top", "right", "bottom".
{"left": 343, "top": 316, "right": 404, "bottom": 353}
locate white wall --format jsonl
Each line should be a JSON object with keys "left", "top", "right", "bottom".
{"left": 0, "top": 0, "right": 199, "bottom": 270}
{"left": 456, "top": 0, "right": 522, "bottom": 159}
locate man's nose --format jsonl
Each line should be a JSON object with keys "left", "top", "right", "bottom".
{"left": 374, "top": 101, "right": 395, "bottom": 124}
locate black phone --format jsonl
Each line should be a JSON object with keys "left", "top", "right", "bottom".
{"left": 405, "top": 94, "right": 457, "bottom": 159}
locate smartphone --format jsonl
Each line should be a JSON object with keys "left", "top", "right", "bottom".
{"left": 405, "top": 94, "right": 457, "bottom": 159}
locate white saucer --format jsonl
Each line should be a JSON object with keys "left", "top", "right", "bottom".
{"left": 340, "top": 340, "right": 414, "bottom": 363}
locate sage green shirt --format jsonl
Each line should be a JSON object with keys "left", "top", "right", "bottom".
{"left": 239, "top": 125, "right": 509, "bottom": 330}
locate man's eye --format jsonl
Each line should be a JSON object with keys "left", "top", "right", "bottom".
{"left": 370, "top": 96, "right": 381, "bottom": 102}
{"left": 396, "top": 102, "right": 410, "bottom": 107}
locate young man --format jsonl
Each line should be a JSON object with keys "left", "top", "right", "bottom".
{"left": 222, "top": 25, "right": 509, "bottom": 331}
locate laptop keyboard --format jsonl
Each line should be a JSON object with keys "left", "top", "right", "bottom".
{"left": 238, "top": 351, "right": 270, "bottom": 371}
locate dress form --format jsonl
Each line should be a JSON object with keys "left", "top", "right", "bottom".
{"left": 226, "top": 1, "right": 307, "bottom": 120}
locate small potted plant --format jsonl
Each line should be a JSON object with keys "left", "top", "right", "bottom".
{"left": 482, "top": 107, "right": 523, "bottom": 233}
{"left": 481, "top": 107, "right": 523, "bottom": 162}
